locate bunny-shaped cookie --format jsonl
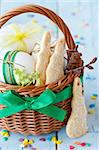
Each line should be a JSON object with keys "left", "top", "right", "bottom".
{"left": 66, "top": 77, "right": 88, "bottom": 138}
{"left": 46, "top": 38, "right": 65, "bottom": 84}
{"left": 36, "top": 32, "right": 51, "bottom": 86}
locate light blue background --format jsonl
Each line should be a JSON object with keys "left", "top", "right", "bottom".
{"left": 0, "top": 1, "right": 99, "bottom": 150}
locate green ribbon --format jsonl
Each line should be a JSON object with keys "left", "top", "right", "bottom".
{"left": 9, "top": 51, "right": 18, "bottom": 84}
{"left": 3, "top": 51, "right": 11, "bottom": 84}
{"left": 3, "top": 50, "right": 18, "bottom": 85}
{"left": 0, "top": 76, "right": 83, "bottom": 122}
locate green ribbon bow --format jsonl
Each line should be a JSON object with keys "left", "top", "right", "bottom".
{"left": 0, "top": 76, "right": 83, "bottom": 121}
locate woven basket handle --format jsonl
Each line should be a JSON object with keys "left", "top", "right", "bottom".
{"left": 0, "top": 4, "right": 76, "bottom": 49}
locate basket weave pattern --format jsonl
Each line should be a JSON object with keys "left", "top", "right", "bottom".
{"left": 0, "top": 5, "right": 82, "bottom": 135}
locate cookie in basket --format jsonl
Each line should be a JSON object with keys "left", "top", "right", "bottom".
{"left": 36, "top": 31, "right": 52, "bottom": 86}
{"left": 46, "top": 38, "right": 65, "bottom": 84}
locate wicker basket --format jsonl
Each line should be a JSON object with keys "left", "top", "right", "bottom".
{"left": 0, "top": 5, "right": 83, "bottom": 135}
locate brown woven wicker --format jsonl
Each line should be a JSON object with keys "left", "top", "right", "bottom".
{"left": 0, "top": 5, "right": 82, "bottom": 135}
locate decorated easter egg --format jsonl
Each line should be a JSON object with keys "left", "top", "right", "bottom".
{"left": 0, "top": 50, "right": 36, "bottom": 85}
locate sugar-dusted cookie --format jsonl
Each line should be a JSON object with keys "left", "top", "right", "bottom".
{"left": 46, "top": 38, "right": 65, "bottom": 84}
{"left": 66, "top": 77, "right": 88, "bottom": 138}
{"left": 36, "top": 31, "right": 51, "bottom": 86}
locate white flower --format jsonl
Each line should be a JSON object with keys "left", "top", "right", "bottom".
{"left": 0, "top": 20, "right": 44, "bottom": 53}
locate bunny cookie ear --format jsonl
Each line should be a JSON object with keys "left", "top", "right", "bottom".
{"left": 41, "top": 31, "right": 51, "bottom": 50}
{"left": 73, "top": 77, "right": 82, "bottom": 95}
{"left": 54, "top": 38, "right": 65, "bottom": 53}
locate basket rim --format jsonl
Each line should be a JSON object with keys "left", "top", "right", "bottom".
{"left": 0, "top": 72, "right": 83, "bottom": 96}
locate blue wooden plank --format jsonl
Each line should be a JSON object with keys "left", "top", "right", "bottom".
{"left": 0, "top": 130, "right": 56, "bottom": 150}
{"left": 58, "top": 127, "right": 98, "bottom": 150}
{"left": 58, "top": 0, "right": 98, "bottom": 62}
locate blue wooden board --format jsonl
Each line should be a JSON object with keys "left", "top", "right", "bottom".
{"left": 58, "top": 128, "right": 98, "bottom": 150}
{"left": 0, "top": 131, "right": 56, "bottom": 150}
{"left": 0, "top": 0, "right": 99, "bottom": 150}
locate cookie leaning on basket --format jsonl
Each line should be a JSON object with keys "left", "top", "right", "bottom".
{"left": 66, "top": 77, "right": 88, "bottom": 138}
{"left": 0, "top": 4, "right": 97, "bottom": 135}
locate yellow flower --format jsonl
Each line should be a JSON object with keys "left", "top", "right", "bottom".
{"left": 0, "top": 20, "right": 44, "bottom": 52}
